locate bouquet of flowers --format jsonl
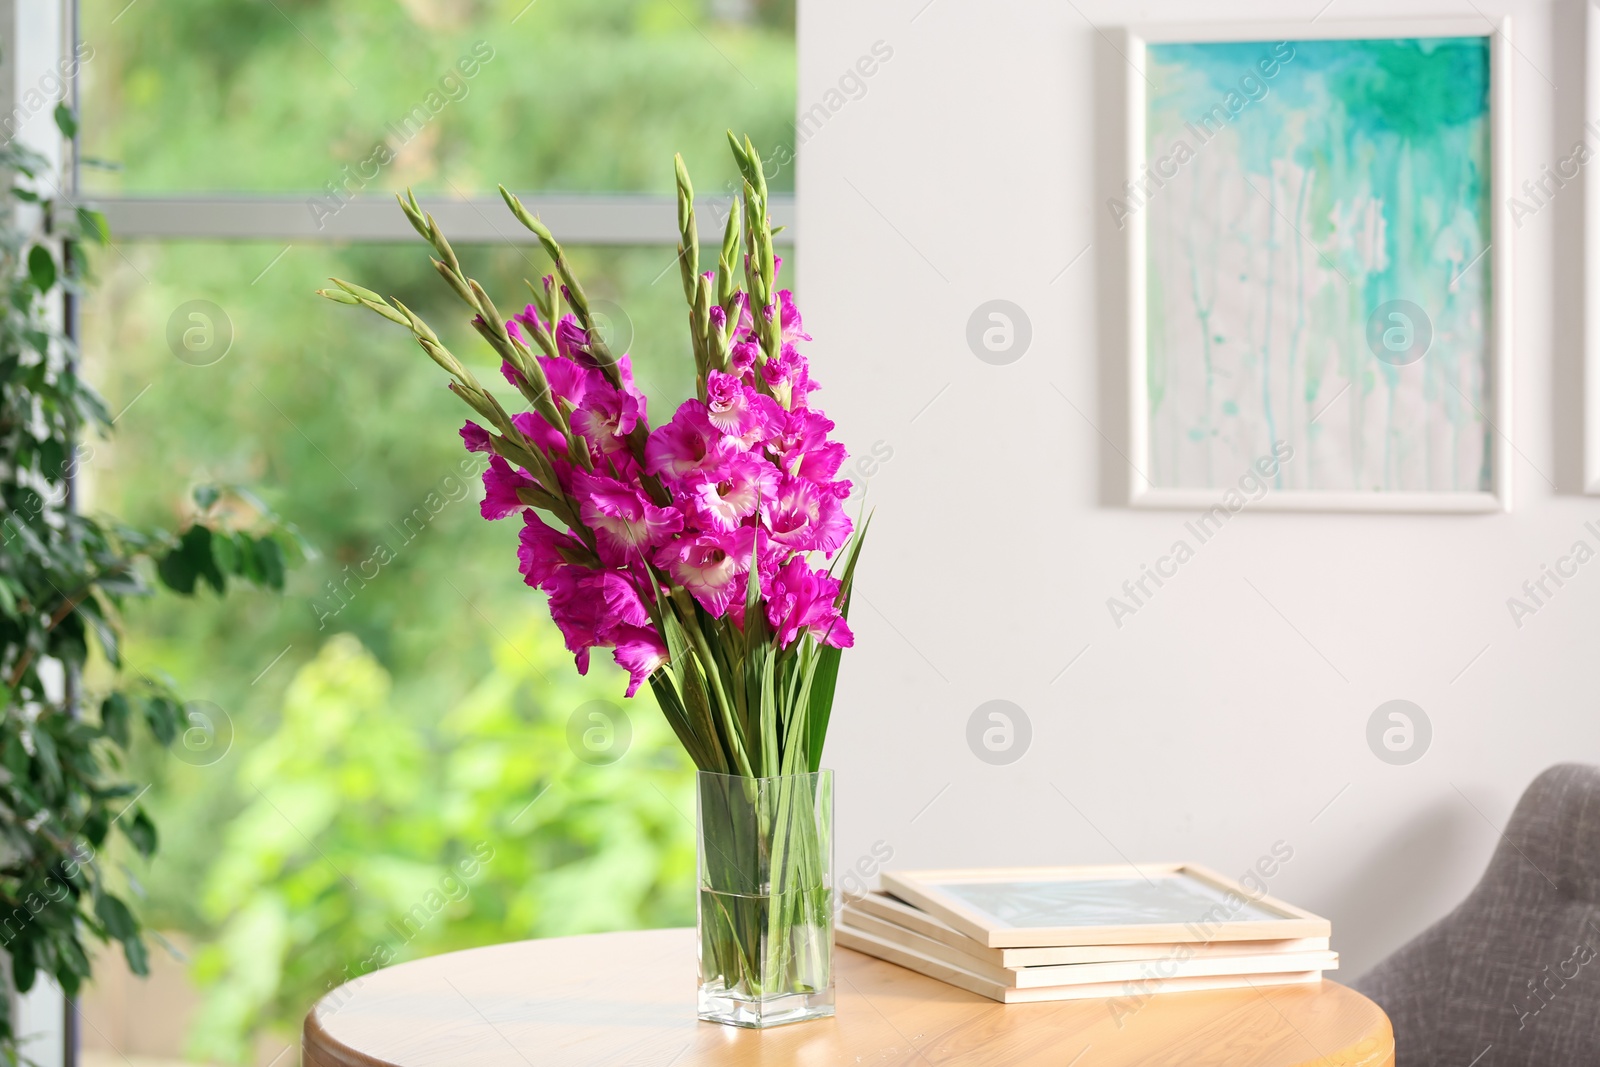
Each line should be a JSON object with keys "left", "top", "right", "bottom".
{"left": 318, "top": 134, "right": 862, "bottom": 1026}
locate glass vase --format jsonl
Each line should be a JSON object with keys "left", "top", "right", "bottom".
{"left": 695, "top": 769, "right": 834, "bottom": 1028}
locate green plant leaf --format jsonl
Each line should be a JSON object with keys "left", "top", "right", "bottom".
{"left": 75, "top": 206, "right": 109, "bottom": 245}
{"left": 158, "top": 524, "right": 225, "bottom": 595}
{"left": 142, "top": 694, "right": 181, "bottom": 746}
{"left": 32, "top": 728, "right": 63, "bottom": 797}
{"left": 11, "top": 944, "right": 36, "bottom": 993}
{"left": 254, "top": 535, "right": 285, "bottom": 589}
{"left": 77, "top": 596, "right": 120, "bottom": 669}
{"left": 193, "top": 484, "right": 221, "bottom": 511}
{"left": 26, "top": 245, "right": 55, "bottom": 293}
{"left": 805, "top": 513, "right": 870, "bottom": 773}
{"left": 120, "top": 931, "right": 149, "bottom": 977}
{"left": 3, "top": 734, "right": 27, "bottom": 779}
{"left": 55, "top": 936, "right": 90, "bottom": 995}
{"left": 94, "top": 893, "right": 136, "bottom": 940}
{"left": 156, "top": 541, "right": 198, "bottom": 594}
{"left": 210, "top": 528, "right": 238, "bottom": 575}
{"left": 37, "top": 435, "right": 64, "bottom": 483}
{"left": 81, "top": 808, "right": 109, "bottom": 850}
{"left": 646, "top": 672, "right": 706, "bottom": 770}
{"left": 101, "top": 692, "right": 131, "bottom": 747}
{"left": 52, "top": 103, "right": 78, "bottom": 139}
{"left": 122, "top": 808, "right": 157, "bottom": 858}
{"left": 234, "top": 532, "right": 262, "bottom": 583}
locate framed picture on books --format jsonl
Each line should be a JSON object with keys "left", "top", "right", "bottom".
{"left": 877, "top": 864, "right": 1330, "bottom": 949}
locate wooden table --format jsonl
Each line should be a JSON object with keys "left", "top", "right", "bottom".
{"left": 303, "top": 928, "right": 1394, "bottom": 1066}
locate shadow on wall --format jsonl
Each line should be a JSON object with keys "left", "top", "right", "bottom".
{"left": 1321, "top": 797, "right": 1483, "bottom": 977}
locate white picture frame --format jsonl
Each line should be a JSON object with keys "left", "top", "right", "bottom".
{"left": 1124, "top": 19, "right": 1513, "bottom": 513}
{"left": 877, "top": 863, "right": 1331, "bottom": 949}
{"left": 845, "top": 890, "right": 1331, "bottom": 967}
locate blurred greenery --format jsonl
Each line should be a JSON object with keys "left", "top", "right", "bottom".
{"left": 80, "top": 0, "right": 797, "bottom": 194}
{"left": 76, "top": 0, "right": 794, "bottom": 1060}
{"left": 188, "top": 625, "right": 696, "bottom": 1062}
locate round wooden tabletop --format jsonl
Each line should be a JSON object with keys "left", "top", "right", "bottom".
{"left": 303, "top": 928, "right": 1394, "bottom": 1067}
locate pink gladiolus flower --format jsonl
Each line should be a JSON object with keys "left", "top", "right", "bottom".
{"left": 658, "top": 528, "right": 757, "bottom": 615}
{"left": 517, "top": 513, "right": 578, "bottom": 590}
{"left": 599, "top": 568, "right": 652, "bottom": 629}
{"left": 765, "top": 556, "right": 853, "bottom": 649}
{"left": 703, "top": 371, "right": 747, "bottom": 432}
{"left": 767, "top": 475, "right": 851, "bottom": 554}
{"left": 545, "top": 567, "right": 609, "bottom": 673}
{"left": 539, "top": 355, "right": 593, "bottom": 407}
{"left": 573, "top": 471, "right": 684, "bottom": 563}
{"left": 682, "top": 446, "right": 778, "bottom": 532}
{"left": 646, "top": 403, "right": 719, "bottom": 479}
{"left": 554, "top": 314, "right": 592, "bottom": 364}
{"left": 777, "top": 290, "right": 811, "bottom": 343}
{"left": 770, "top": 410, "right": 845, "bottom": 482}
{"left": 511, "top": 410, "right": 566, "bottom": 454}
{"left": 512, "top": 303, "right": 546, "bottom": 341}
{"left": 545, "top": 566, "right": 656, "bottom": 677}
{"left": 730, "top": 340, "right": 761, "bottom": 378}
{"left": 460, "top": 420, "right": 493, "bottom": 454}
{"left": 612, "top": 626, "right": 668, "bottom": 697}
{"left": 573, "top": 383, "right": 643, "bottom": 458}
{"left": 704, "top": 370, "right": 783, "bottom": 446}
{"left": 482, "top": 455, "right": 536, "bottom": 519}
{"left": 761, "top": 343, "right": 818, "bottom": 410}
{"left": 615, "top": 354, "right": 648, "bottom": 410}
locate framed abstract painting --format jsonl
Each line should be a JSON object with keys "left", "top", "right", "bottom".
{"left": 1122, "top": 20, "right": 1512, "bottom": 512}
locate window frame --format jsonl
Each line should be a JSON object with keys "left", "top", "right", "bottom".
{"left": 92, "top": 193, "right": 796, "bottom": 245}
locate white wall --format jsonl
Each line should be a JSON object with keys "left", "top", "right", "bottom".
{"left": 799, "top": 0, "right": 1597, "bottom": 976}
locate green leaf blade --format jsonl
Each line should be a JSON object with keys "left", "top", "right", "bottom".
{"left": 26, "top": 245, "right": 56, "bottom": 293}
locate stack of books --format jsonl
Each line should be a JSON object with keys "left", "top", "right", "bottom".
{"left": 837, "top": 863, "right": 1335, "bottom": 1004}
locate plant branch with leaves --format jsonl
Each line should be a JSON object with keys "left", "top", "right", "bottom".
{"left": 0, "top": 108, "right": 300, "bottom": 1063}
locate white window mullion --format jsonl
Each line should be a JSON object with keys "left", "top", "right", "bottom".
{"left": 92, "top": 193, "right": 796, "bottom": 245}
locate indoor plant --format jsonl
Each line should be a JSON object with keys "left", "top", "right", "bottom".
{"left": 0, "top": 104, "right": 300, "bottom": 1062}
{"left": 318, "top": 134, "right": 865, "bottom": 1027}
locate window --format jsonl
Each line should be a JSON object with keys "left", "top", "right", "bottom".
{"left": 71, "top": 2, "right": 796, "bottom": 1062}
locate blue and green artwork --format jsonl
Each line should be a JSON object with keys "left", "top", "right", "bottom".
{"left": 1141, "top": 36, "right": 1493, "bottom": 492}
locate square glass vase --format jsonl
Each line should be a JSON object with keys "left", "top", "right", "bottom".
{"left": 695, "top": 769, "right": 834, "bottom": 1028}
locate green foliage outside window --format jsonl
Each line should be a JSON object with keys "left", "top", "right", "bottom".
{"left": 187, "top": 626, "right": 695, "bottom": 1060}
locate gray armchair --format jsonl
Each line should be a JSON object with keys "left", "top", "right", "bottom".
{"left": 1354, "top": 763, "right": 1600, "bottom": 1067}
